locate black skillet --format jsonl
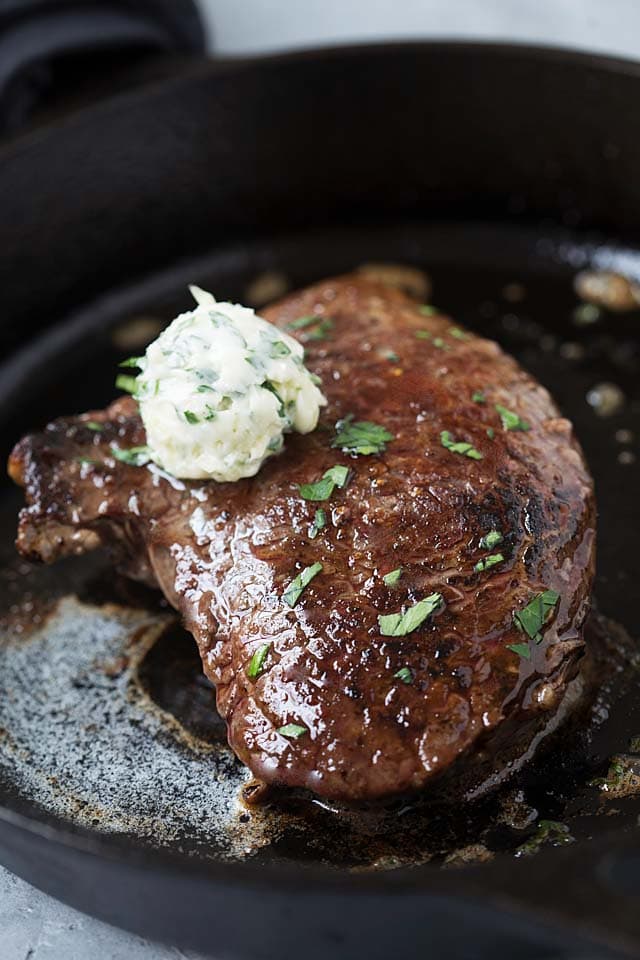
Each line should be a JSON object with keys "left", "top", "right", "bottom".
{"left": 2, "top": 20, "right": 640, "bottom": 960}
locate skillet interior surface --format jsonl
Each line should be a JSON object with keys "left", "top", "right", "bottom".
{"left": 1, "top": 219, "right": 640, "bottom": 958}
{"left": 3, "top": 39, "right": 640, "bottom": 959}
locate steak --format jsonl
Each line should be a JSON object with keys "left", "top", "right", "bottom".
{"left": 9, "top": 276, "right": 596, "bottom": 803}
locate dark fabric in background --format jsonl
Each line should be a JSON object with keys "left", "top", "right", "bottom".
{"left": 0, "top": 0, "right": 205, "bottom": 133}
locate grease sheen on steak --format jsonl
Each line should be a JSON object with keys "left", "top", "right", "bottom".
{"left": 9, "top": 277, "right": 595, "bottom": 802}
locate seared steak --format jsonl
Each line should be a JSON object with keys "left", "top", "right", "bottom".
{"left": 9, "top": 276, "right": 595, "bottom": 802}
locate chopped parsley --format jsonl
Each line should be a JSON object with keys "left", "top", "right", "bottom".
{"left": 287, "top": 315, "right": 321, "bottom": 330}
{"left": 383, "top": 567, "right": 403, "bottom": 587}
{"left": 382, "top": 349, "right": 399, "bottom": 362}
{"left": 449, "top": 327, "right": 468, "bottom": 340}
{"left": 394, "top": 666, "right": 413, "bottom": 684}
{"left": 474, "top": 553, "right": 504, "bottom": 573}
{"left": 508, "top": 590, "right": 560, "bottom": 657}
{"left": 115, "top": 374, "right": 138, "bottom": 395}
{"left": 506, "top": 642, "right": 532, "bottom": 660}
{"left": 332, "top": 415, "right": 394, "bottom": 456}
{"left": 86, "top": 421, "right": 103, "bottom": 432}
{"left": 591, "top": 758, "right": 625, "bottom": 792}
{"left": 197, "top": 384, "right": 216, "bottom": 393}
{"left": 479, "top": 530, "right": 503, "bottom": 550}
{"left": 418, "top": 305, "right": 438, "bottom": 316}
{"left": 298, "top": 465, "right": 350, "bottom": 501}
{"left": 119, "top": 356, "right": 143, "bottom": 368}
{"left": 378, "top": 593, "right": 443, "bottom": 637}
{"left": 76, "top": 456, "right": 98, "bottom": 466}
{"left": 486, "top": 427, "right": 495, "bottom": 440}
{"left": 516, "top": 820, "right": 574, "bottom": 857}
{"left": 415, "top": 329, "right": 449, "bottom": 348}
{"left": 278, "top": 723, "right": 307, "bottom": 738}
{"left": 247, "top": 642, "right": 271, "bottom": 680}
{"left": 283, "top": 562, "right": 323, "bottom": 607}
{"left": 287, "top": 314, "right": 333, "bottom": 341}
{"left": 495, "top": 404, "right": 531, "bottom": 432}
{"left": 110, "top": 445, "right": 150, "bottom": 466}
{"left": 184, "top": 410, "right": 199, "bottom": 424}
{"left": 472, "top": 391, "right": 486, "bottom": 404}
{"left": 269, "top": 340, "right": 291, "bottom": 358}
{"left": 305, "top": 318, "right": 334, "bottom": 341}
{"left": 440, "top": 430, "right": 483, "bottom": 460}
{"left": 513, "top": 589, "right": 560, "bottom": 642}
{"left": 261, "top": 381, "right": 286, "bottom": 417}
{"left": 309, "top": 508, "right": 327, "bottom": 539}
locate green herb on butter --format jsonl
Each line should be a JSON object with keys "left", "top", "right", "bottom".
{"left": 440, "top": 430, "right": 483, "bottom": 460}
{"left": 184, "top": 410, "right": 199, "bottom": 424}
{"left": 283, "top": 562, "right": 323, "bottom": 607}
{"left": 247, "top": 642, "right": 271, "bottom": 680}
{"left": 261, "top": 381, "right": 286, "bottom": 417}
{"left": 332, "top": 415, "right": 394, "bottom": 456}
{"left": 495, "top": 404, "right": 531, "bottom": 432}
{"left": 383, "top": 567, "right": 403, "bottom": 587}
{"left": 269, "top": 340, "right": 291, "bottom": 358}
{"left": 115, "top": 374, "right": 138, "bottom": 395}
{"left": 298, "top": 465, "right": 350, "bottom": 501}
{"left": 378, "top": 593, "right": 443, "bottom": 637}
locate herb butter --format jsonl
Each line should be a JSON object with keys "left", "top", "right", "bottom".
{"left": 132, "top": 286, "right": 326, "bottom": 481}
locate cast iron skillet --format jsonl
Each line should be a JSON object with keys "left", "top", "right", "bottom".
{"left": 2, "top": 40, "right": 640, "bottom": 960}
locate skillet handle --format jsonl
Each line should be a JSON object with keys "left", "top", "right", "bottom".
{"left": 0, "top": 0, "right": 206, "bottom": 136}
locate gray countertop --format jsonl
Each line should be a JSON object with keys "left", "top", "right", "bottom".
{"left": 1, "top": 865, "right": 208, "bottom": 959}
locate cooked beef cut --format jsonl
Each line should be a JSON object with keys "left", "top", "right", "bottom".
{"left": 9, "top": 276, "right": 596, "bottom": 803}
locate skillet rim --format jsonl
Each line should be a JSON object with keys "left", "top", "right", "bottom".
{"left": 1, "top": 38, "right": 640, "bottom": 956}
{"left": 4, "top": 37, "right": 640, "bottom": 157}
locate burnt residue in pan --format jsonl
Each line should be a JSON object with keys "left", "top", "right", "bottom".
{"left": 0, "top": 540, "right": 638, "bottom": 872}
{"left": 1, "top": 233, "right": 640, "bottom": 872}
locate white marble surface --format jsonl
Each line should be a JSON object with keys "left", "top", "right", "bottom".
{"left": 4, "top": 2, "right": 640, "bottom": 958}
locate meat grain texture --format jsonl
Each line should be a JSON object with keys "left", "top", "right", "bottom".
{"left": 9, "top": 276, "right": 596, "bottom": 803}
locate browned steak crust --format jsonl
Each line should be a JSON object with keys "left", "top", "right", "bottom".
{"left": 9, "top": 276, "right": 596, "bottom": 802}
